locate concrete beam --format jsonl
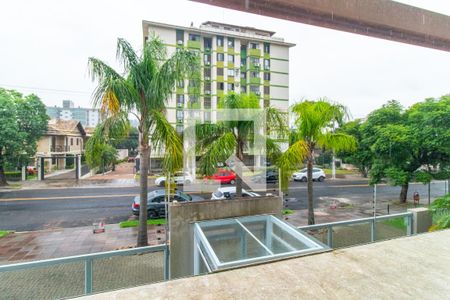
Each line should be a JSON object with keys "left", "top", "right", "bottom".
{"left": 191, "top": 0, "right": 450, "bottom": 52}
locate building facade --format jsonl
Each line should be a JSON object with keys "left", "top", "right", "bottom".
{"left": 142, "top": 21, "right": 294, "bottom": 140}
{"left": 46, "top": 100, "right": 101, "bottom": 128}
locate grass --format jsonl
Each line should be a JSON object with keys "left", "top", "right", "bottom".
{"left": 381, "top": 218, "right": 407, "bottom": 230}
{"left": 323, "top": 168, "right": 357, "bottom": 175}
{"left": 119, "top": 218, "right": 166, "bottom": 228}
{"left": 134, "top": 174, "right": 157, "bottom": 180}
{"left": 0, "top": 231, "right": 11, "bottom": 238}
{"left": 282, "top": 209, "right": 295, "bottom": 215}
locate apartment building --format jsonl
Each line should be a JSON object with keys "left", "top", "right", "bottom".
{"left": 46, "top": 100, "right": 101, "bottom": 128}
{"left": 142, "top": 21, "right": 294, "bottom": 137}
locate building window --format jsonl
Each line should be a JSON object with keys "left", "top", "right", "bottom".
{"left": 264, "top": 86, "right": 270, "bottom": 95}
{"left": 204, "top": 37, "right": 212, "bottom": 50}
{"left": 227, "top": 69, "right": 235, "bottom": 77}
{"left": 217, "top": 68, "right": 224, "bottom": 76}
{"left": 264, "top": 72, "right": 271, "bottom": 81}
{"left": 227, "top": 54, "right": 234, "bottom": 63}
{"left": 204, "top": 97, "right": 211, "bottom": 109}
{"left": 176, "top": 110, "right": 184, "bottom": 120}
{"left": 251, "top": 71, "right": 259, "bottom": 78}
{"left": 227, "top": 83, "right": 235, "bottom": 91}
{"left": 250, "top": 42, "right": 259, "bottom": 49}
{"left": 76, "top": 139, "right": 79, "bottom": 146}
{"left": 189, "top": 34, "right": 200, "bottom": 41}
{"left": 240, "top": 58, "right": 246, "bottom": 67}
{"left": 176, "top": 125, "right": 184, "bottom": 134}
{"left": 241, "top": 85, "right": 247, "bottom": 93}
{"left": 176, "top": 30, "right": 184, "bottom": 45}
{"left": 264, "top": 59, "right": 270, "bottom": 70}
{"left": 264, "top": 43, "right": 270, "bottom": 53}
{"left": 217, "top": 82, "right": 224, "bottom": 90}
{"left": 241, "top": 72, "right": 247, "bottom": 79}
{"left": 250, "top": 85, "right": 260, "bottom": 95}
{"left": 250, "top": 57, "right": 259, "bottom": 65}
{"left": 217, "top": 53, "right": 224, "bottom": 62}
{"left": 227, "top": 37, "right": 234, "bottom": 48}
{"left": 177, "top": 81, "right": 184, "bottom": 88}
{"left": 204, "top": 111, "right": 211, "bottom": 122}
{"left": 176, "top": 94, "right": 184, "bottom": 106}
{"left": 70, "top": 138, "right": 73, "bottom": 146}
{"left": 204, "top": 54, "right": 211, "bottom": 65}
{"left": 217, "top": 36, "right": 224, "bottom": 47}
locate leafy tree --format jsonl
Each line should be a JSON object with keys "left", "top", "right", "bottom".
{"left": 337, "top": 119, "right": 372, "bottom": 177}
{"left": 112, "top": 126, "right": 139, "bottom": 156}
{"left": 196, "top": 92, "right": 287, "bottom": 197}
{"left": 88, "top": 37, "right": 200, "bottom": 246}
{"left": 366, "top": 98, "right": 450, "bottom": 203}
{"left": 278, "top": 100, "right": 356, "bottom": 225}
{"left": 0, "top": 88, "right": 48, "bottom": 186}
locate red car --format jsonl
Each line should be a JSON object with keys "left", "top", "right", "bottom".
{"left": 207, "top": 169, "right": 236, "bottom": 184}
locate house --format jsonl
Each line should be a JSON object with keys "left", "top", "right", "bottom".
{"left": 36, "top": 119, "right": 87, "bottom": 170}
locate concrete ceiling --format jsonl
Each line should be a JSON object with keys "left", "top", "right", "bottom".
{"left": 190, "top": 0, "right": 450, "bottom": 52}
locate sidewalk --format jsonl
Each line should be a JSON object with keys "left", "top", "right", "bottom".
{"left": 0, "top": 224, "right": 166, "bottom": 265}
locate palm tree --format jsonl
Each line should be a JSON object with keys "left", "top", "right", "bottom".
{"left": 278, "top": 100, "right": 356, "bottom": 225}
{"left": 88, "top": 37, "right": 200, "bottom": 246}
{"left": 196, "top": 92, "right": 287, "bottom": 197}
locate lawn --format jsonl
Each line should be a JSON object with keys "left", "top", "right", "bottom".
{"left": 0, "top": 231, "right": 11, "bottom": 238}
{"left": 381, "top": 218, "right": 407, "bottom": 230}
{"left": 119, "top": 218, "right": 166, "bottom": 228}
{"left": 323, "top": 168, "right": 357, "bottom": 175}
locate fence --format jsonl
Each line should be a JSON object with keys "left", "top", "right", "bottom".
{"left": 298, "top": 212, "right": 413, "bottom": 248}
{"left": 0, "top": 245, "right": 168, "bottom": 300}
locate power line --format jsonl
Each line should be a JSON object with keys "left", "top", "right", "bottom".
{"left": 0, "top": 83, "right": 92, "bottom": 95}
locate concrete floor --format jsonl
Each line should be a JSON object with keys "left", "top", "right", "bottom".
{"left": 80, "top": 229, "right": 450, "bottom": 300}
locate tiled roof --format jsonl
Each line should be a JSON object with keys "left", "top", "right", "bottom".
{"left": 46, "top": 119, "right": 86, "bottom": 136}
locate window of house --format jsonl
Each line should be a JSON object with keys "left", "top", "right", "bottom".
{"left": 177, "top": 81, "right": 184, "bottom": 88}
{"left": 250, "top": 43, "right": 259, "bottom": 49}
{"left": 264, "top": 43, "right": 270, "bottom": 53}
{"left": 227, "top": 38, "right": 234, "bottom": 48}
{"left": 251, "top": 71, "right": 259, "bottom": 78}
{"left": 204, "top": 37, "right": 212, "bottom": 50}
{"left": 176, "top": 29, "right": 184, "bottom": 45}
{"left": 264, "top": 72, "right": 271, "bottom": 81}
{"left": 241, "top": 72, "right": 247, "bottom": 79}
{"left": 250, "top": 57, "right": 259, "bottom": 65}
{"left": 264, "top": 59, "right": 270, "bottom": 70}
{"left": 76, "top": 138, "right": 79, "bottom": 146}
{"left": 176, "top": 125, "right": 184, "bottom": 134}
{"left": 70, "top": 138, "right": 73, "bottom": 146}
{"left": 264, "top": 86, "right": 270, "bottom": 95}
{"left": 250, "top": 85, "right": 260, "bottom": 94}
{"left": 217, "top": 68, "right": 224, "bottom": 76}
{"left": 241, "top": 85, "right": 247, "bottom": 93}
{"left": 189, "top": 34, "right": 200, "bottom": 41}
{"left": 204, "top": 54, "right": 211, "bottom": 64}
{"left": 227, "top": 54, "right": 234, "bottom": 63}
{"left": 217, "top": 53, "right": 224, "bottom": 61}
{"left": 204, "top": 97, "right": 211, "bottom": 109}
{"left": 227, "top": 69, "right": 235, "bottom": 77}
{"left": 217, "top": 82, "right": 224, "bottom": 90}
{"left": 217, "top": 36, "right": 224, "bottom": 47}
{"left": 227, "top": 83, "right": 235, "bottom": 91}
{"left": 176, "top": 110, "right": 184, "bottom": 120}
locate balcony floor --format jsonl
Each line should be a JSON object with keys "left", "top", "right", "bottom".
{"left": 81, "top": 229, "right": 450, "bottom": 300}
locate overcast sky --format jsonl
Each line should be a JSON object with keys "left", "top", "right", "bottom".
{"left": 1, "top": 0, "right": 449, "bottom": 119}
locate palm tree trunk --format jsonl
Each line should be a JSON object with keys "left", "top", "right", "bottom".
{"left": 307, "top": 152, "right": 315, "bottom": 225}
{"left": 137, "top": 132, "right": 149, "bottom": 247}
{"left": 399, "top": 183, "right": 409, "bottom": 204}
{"left": 236, "top": 140, "right": 244, "bottom": 197}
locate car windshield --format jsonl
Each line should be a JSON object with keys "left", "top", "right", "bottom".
{"left": 300, "top": 168, "right": 307, "bottom": 173}
{"left": 178, "top": 191, "right": 192, "bottom": 201}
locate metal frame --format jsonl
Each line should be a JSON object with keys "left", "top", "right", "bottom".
{"left": 193, "top": 215, "right": 328, "bottom": 274}
{"left": 299, "top": 212, "right": 414, "bottom": 247}
{"left": 0, "top": 244, "right": 168, "bottom": 295}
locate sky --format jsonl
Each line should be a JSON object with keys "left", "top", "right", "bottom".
{"left": 0, "top": 0, "right": 449, "bottom": 119}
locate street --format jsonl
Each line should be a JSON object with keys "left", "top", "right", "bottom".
{"left": 0, "top": 179, "right": 447, "bottom": 231}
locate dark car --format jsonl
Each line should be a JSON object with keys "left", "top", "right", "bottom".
{"left": 131, "top": 189, "right": 204, "bottom": 218}
{"left": 251, "top": 169, "right": 278, "bottom": 184}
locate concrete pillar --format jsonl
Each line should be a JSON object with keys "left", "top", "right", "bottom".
{"left": 408, "top": 207, "right": 433, "bottom": 234}
{"left": 21, "top": 166, "right": 26, "bottom": 181}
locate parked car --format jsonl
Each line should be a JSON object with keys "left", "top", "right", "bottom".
{"left": 251, "top": 169, "right": 278, "bottom": 183}
{"left": 132, "top": 189, "right": 204, "bottom": 217}
{"left": 211, "top": 187, "right": 261, "bottom": 200}
{"left": 155, "top": 172, "right": 193, "bottom": 187}
{"left": 292, "top": 168, "right": 326, "bottom": 182}
{"left": 207, "top": 169, "right": 236, "bottom": 184}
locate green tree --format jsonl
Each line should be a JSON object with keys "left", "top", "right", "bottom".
{"left": 88, "top": 37, "right": 199, "bottom": 246}
{"left": 196, "top": 92, "right": 287, "bottom": 197}
{"left": 112, "top": 126, "right": 139, "bottom": 156}
{"left": 337, "top": 119, "right": 372, "bottom": 177}
{"left": 365, "top": 97, "right": 450, "bottom": 203}
{"left": 278, "top": 100, "right": 356, "bottom": 225}
{"left": 0, "top": 88, "right": 48, "bottom": 186}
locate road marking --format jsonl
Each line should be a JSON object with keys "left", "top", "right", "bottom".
{"left": 0, "top": 194, "right": 138, "bottom": 202}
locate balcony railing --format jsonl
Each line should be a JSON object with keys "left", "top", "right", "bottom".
{"left": 298, "top": 212, "right": 413, "bottom": 248}
{"left": 0, "top": 245, "right": 168, "bottom": 299}
{"left": 50, "top": 145, "right": 69, "bottom": 152}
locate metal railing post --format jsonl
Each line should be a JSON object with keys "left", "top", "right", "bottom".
{"left": 327, "top": 226, "right": 333, "bottom": 247}
{"left": 85, "top": 258, "right": 93, "bottom": 295}
{"left": 370, "top": 218, "right": 376, "bottom": 242}
{"left": 406, "top": 215, "right": 413, "bottom": 236}
{"left": 164, "top": 247, "right": 170, "bottom": 281}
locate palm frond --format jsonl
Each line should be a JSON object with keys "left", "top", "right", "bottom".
{"left": 116, "top": 38, "right": 139, "bottom": 73}
{"left": 317, "top": 132, "right": 357, "bottom": 153}
{"left": 277, "top": 140, "right": 309, "bottom": 191}
{"left": 198, "top": 132, "right": 237, "bottom": 176}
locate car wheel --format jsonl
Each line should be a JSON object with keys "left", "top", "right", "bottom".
{"left": 230, "top": 179, "right": 236, "bottom": 185}
{"left": 159, "top": 181, "right": 165, "bottom": 187}
{"left": 301, "top": 177, "right": 307, "bottom": 182}
{"left": 148, "top": 210, "right": 158, "bottom": 219}
{"left": 318, "top": 176, "right": 325, "bottom": 182}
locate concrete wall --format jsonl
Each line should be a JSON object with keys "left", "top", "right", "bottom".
{"left": 169, "top": 196, "right": 283, "bottom": 279}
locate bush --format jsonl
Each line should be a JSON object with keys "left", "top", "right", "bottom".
{"left": 5, "top": 171, "right": 21, "bottom": 181}
{"left": 430, "top": 194, "right": 450, "bottom": 231}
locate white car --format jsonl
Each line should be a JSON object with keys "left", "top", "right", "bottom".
{"left": 155, "top": 172, "right": 193, "bottom": 187}
{"left": 211, "top": 187, "right": 261, "bottom": 200}
{"left": 292, "top": 168, "right": 326, "bottom": 182}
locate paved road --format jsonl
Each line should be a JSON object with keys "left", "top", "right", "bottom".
{"left": 0, "top": 180, "right": 447, "bottom": 231}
